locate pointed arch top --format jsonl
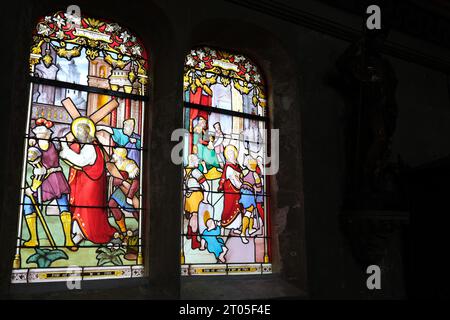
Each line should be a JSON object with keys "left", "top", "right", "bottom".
{"left": 30, "top": 10, "right": 149, "bottom": 96}
{"left": 181, "top": 46, "right": 272, "bottom": 276}
{"left": 184, "top": 46, "right": 266, "bottom": 115}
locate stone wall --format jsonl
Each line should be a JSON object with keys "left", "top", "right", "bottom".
{"left": 0, "top": 0, "right": 449, "bottom": 299}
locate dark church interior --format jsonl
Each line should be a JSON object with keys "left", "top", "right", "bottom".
{"left": 0, "top": 0, "right": 450, "bottom": 302}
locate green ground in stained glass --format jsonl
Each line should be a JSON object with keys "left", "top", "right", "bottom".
{"left": 19, "top": 216, "right": 139, "bottom": 268}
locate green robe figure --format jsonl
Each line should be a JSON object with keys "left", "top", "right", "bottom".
{"left": 193, "top": 117, "right": 220, "bottom": 171}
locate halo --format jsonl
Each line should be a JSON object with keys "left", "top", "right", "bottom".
{"left": 71, "top": 117, "right": 96, "bottom": 140}
{"left": 224, "top": 145, "right": 238, "bottom": 161}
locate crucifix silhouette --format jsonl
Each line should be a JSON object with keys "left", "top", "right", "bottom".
{"left": 61, "top": 97, "right": 140, "bottom": 208}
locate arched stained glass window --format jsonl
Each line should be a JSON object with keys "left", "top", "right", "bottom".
{"left": 181, "top": 47, "right": 272, "bottom": 276}
{"left": 11, "top": 9, "right": 148, "bottom": 283}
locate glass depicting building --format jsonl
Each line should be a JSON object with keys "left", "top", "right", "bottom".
{"left": 181, "top": 47, "right": 272, "bottom": 276}
{"left": 12, "top": 10, "right": 148, "bottom": 283}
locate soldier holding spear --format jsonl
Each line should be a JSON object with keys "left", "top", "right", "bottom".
{"left": 22, "top": 118, "right": 76, "bottom": 250}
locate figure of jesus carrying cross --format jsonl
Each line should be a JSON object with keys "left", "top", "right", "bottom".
{"left": 58, "top": 97, "right": 139, "bottom": 246}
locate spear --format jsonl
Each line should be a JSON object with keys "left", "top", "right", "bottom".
{"left": 26, "top": 147, "right": 56, "bottom": 249}
{"left": 25, "top": 182, "right": 57, "bottom": 249}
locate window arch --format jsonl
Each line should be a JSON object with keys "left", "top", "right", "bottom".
{"left": 181, "top": 47, "right": 272, "bottom": 276}
{"left": 11, "top": 9, "right": 148, "bottom": 283}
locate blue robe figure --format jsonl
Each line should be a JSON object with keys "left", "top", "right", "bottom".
{"left": 112, "top": 124, "right": 141, "bottom": 166}
{"left": 201, "top": 219, "right": 228, "bottom": 263}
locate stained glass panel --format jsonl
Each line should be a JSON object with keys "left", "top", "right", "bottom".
{"left": 12, "top": 11, "right": 148, "bottom": 284}
{"left": 184, "top": 48, "right": 266, "bottom": 116}
{"left": 30, "top": 11, "right": 148, "bottom": 95}
{"left": 181, "top": 47, "right": 271, "bottom": 276}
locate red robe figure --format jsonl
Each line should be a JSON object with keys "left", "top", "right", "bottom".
{"left": 60, "top": 118, "right": 116, "bottom": 245}
{"left": 218, "top": 145, "right": 243, "bottom": 230}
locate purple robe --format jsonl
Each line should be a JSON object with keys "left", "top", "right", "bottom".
{"left": 40, "top": 142, "right": 70, "bottom": 202}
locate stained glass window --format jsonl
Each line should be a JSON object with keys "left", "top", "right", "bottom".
{"left": 11, "top": 10, "right": 148, "bottom": 283}
{"left": 181, "top": 47, "right": 272, "bottom": 275}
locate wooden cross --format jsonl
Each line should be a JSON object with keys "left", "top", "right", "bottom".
{"left": 61, "top": 97, "right": 140, "bottom": 209}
